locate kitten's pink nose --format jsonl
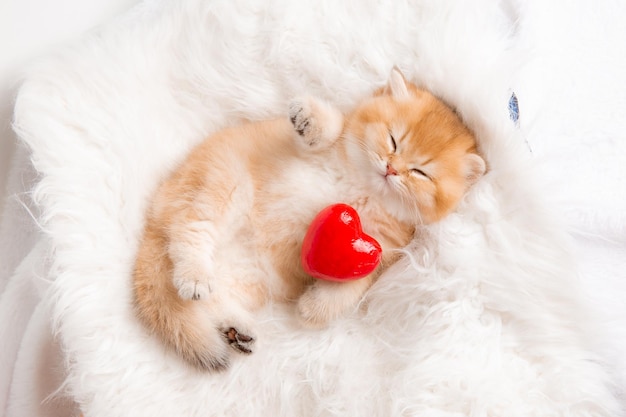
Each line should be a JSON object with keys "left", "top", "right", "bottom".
{"left": 386, "top": 163, "right": 398, "bottom": 176}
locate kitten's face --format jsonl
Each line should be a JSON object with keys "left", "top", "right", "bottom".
{"left": 344, "top": 71, "right": 485, "bottom": 224}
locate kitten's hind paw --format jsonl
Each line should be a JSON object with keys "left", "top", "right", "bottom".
{"left": 223, "top": 327, "right": 255, "bottom": 354}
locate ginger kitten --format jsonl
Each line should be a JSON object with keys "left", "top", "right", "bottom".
{"left": 133, "top": 68, "right": 486, "bottom": 371}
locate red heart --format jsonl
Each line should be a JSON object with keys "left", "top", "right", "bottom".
{"left": 301, "top": 204, "right": 382, "bottom": 282}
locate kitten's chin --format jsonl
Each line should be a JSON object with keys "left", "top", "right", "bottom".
{"left": 387, "top": 197, "right": 419, "bottom": 224}
{"left": 375, "top": 180, "right": 419, "bottom": 224}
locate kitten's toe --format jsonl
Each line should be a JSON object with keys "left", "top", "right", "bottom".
{"left": 223, "top": 327, "right": 255, "bottom": 354}
{"left": 174, "top": 277, "right": 210, "bottom": 301}
{"left": 288, "top": 99, "right": 312, "bottom": 138}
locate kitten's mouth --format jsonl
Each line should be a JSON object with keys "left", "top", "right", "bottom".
{"left": 382, "top": 169, "right": 401, "bottom": 192}
{"left": 372, "top": 159, "right": 400, "bottom": 192}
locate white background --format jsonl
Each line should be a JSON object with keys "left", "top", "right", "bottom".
{"left": 0, "top": 0, "right": 140, "bottom": 222}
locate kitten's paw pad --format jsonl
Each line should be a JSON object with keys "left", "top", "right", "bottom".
{"left": 174, "top": 277, "right": 211, "bottom": 301}
{"left": 289, "top": 97, "right": 343, "bottom": 149}
{"left": 288, "top": 99, "right": 314, "bottom": 140}
{"left": 223, "top": 327, "right": 255, "bottom": 354}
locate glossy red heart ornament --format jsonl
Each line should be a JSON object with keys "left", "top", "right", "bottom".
{"left": 301, "top": 203, "right": 382, "bottom": 282}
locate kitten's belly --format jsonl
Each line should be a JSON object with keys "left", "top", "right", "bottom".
{"left": 252, "top": 158, "right": 357, "bottom": 300}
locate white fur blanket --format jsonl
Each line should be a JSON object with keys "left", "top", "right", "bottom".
{"left": 2, "top": 0, "right": 626, "bottom": 416}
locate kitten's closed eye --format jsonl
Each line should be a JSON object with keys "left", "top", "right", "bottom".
{"left": 389, "top": 133, "right": 397, "bottom": 153}
{"left": 410, "top": 168, "right": 431, "bottom": 180}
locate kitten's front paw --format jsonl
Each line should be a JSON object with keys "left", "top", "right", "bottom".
{"left": 289, "top": 99, "right": 314, "bottom": 140}
{"left": 297, "top": 287, "right": 334, "bottom": 329}
{"left": 288, "top": 97, "right": 343, "bottom": 149}
{"left": 173, "top": 270, "right": 211, "bottom": 300}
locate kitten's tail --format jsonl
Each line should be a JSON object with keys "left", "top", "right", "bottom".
{"left": 132, "top": 227, "right": 230, "bottom": 371}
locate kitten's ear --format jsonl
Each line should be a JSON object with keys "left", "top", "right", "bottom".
{"left": 387, "top": 66, "right": 410, "bottom": 99}
{"left": 463, "top": 153, "right": 486, "bottom": 185}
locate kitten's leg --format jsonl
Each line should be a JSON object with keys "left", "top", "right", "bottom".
{"left": 168, "top": 220, "right": 218, "bottom": 301}
{"left": 297, "top": 275, "right": 375, "bottom": 328}
{"left": 163, "top": 214, "right": 259, "bottom": 363}
{"left": 166, "top": 167, "right": 251, "bottom": 301}
{"left": 215, "top": 293, "right": 257, "bottom": 355}
{"left": 135, "top": 140, "right": 262, "bottom": 370}
{"left": 288, "top": 97, "right": 344, "bottom": 150}
{"left": 212, "top": 244, "right": 269, "bottom": 355}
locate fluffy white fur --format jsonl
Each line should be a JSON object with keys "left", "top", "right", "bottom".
{"left": 2, "top": 0, "right": 626, "bottom": 416}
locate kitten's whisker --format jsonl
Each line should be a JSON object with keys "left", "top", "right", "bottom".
{"left": 397, "top": 185, "right": 422, "bottom": 225}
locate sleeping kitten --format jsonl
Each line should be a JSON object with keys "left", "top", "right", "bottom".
{"left": 133, "top": 68, "right": 485, "bottom": 371}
